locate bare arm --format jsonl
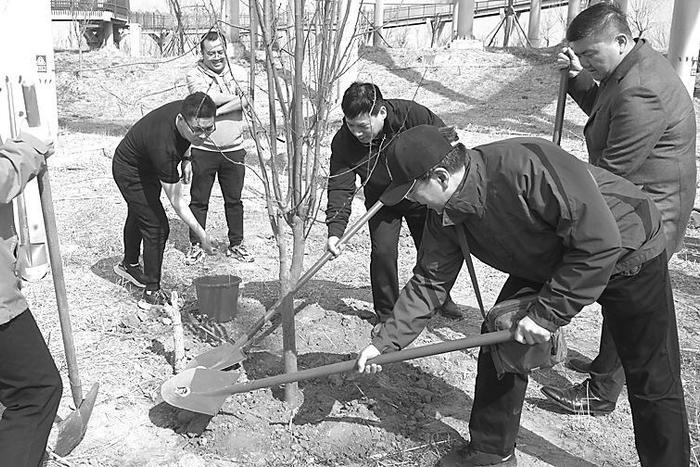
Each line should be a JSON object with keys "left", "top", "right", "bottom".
{"left": 160, "top": 180, "right": 214, "bottom": 252}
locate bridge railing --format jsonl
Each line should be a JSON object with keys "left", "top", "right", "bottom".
{"left": 50, "top": 0, "right": 130, "bottom": 21}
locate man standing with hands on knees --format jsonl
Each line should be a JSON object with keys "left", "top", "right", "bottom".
{"left": 325, "top": 82, "right": 461, "bottom": 326}
{"left": 355, "top": 125, "right": 689, "bottom": 466}
{"left": 0, "top": 131, "right": 62, "bottom": 466}
{"left": 540, "top": 2, "right": 696, "bottom": 416}
{"left": 112, "top": 92, "right": 216, "bottom": 310}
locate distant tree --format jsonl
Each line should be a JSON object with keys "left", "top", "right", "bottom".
{"left": 626, "top": 0, "right": 656, "bottom": 38}
{"left": 166, "top": 0, "right": 186, "bottom": 54}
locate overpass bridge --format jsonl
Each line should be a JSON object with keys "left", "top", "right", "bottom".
{"left": 50, "top": 0, "right": 570, "bottom": 51}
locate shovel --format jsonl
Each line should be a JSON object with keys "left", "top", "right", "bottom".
{"left": 552, "top": 68, "right": 568, "bottom": 146}
{"left": 186, "top": 199, "right": 385, "bottom": 371}
{"left": 163, "top": 329, "right": 512, "bottom": 415}
{"left": 17, "top": 80, "right": 100, "bottom": 457}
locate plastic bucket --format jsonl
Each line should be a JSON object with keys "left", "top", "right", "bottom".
{"left": 194, "top": 275, "right": 242, "bottom": 323}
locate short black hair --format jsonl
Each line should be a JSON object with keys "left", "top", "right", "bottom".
{"left": 566, "top": 2, "right": 632, "bottom": 42}
{"left": 181, "top": 92, "right": 216, "bottom": 120}
{"left": 417, "top": 143, "right": 467, "bottom": 180}
{"left": 341, "top": 82, "right": 385, "bottom": 119}
{"left": 200, "top": 29, "right": 226, "bottom": 54}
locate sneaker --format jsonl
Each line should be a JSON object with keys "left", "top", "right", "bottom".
{"left": 185, "top": 243, "right": 205, "bottom": 265}
{"left": 439, "top": 297, "right": 463, "bottom": 319}
{"left": 113, "top": 262, "right": 146, "bottom": 288}
{"left": 437, "top": 444, "right": 517, "bottom": 466}
{"left": 227, "top": 244, "right": 254, "bottom": 262}
{"left": 137, "top": 289, "right": 171, "bottom": 310}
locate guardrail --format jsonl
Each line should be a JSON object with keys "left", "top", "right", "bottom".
{"left": 50, "top": 0, "right": 130, "bottom": 21}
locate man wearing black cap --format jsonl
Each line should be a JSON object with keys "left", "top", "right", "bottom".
{"left": 355, "top": 125, "right": 688, "bottom": 466}
{"left": 325, "top": 82, "right": 460, "bottom": 324}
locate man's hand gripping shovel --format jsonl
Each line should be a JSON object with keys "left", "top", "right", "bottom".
{"left": 16, "top": 80, "right": 100, "bottom": 457}
{"left": 162, "top": 330, "right": 513, "bottom": 415}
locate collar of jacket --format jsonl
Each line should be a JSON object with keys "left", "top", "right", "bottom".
{"left": 604, "top": 38, "right": 645, "bottom": 85}
{"left": 441, "top": 148, "right": 485, "bottom": 225}
{"left": 196, "top": 60, "right": 229, "bottom": 79}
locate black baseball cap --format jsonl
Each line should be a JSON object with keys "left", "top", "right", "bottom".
{"left": 380, "top": 125, "right": 454, "bottom": 206}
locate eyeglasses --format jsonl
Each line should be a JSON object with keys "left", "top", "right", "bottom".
{"left": 183, "top": 117, "right": 216, "bottom": 137}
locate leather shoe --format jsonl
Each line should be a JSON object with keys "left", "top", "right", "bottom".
{"left": 437, "top": 444, "right": 517, "bottom": 467}
{"left": 566, "top": 357, "right": 592, "bottom": 373}
{"left": 439, "top": 297, "right": 463, "bottom": 319}
{"left": 540, "top": 378, "right": 615, "bottom": 415}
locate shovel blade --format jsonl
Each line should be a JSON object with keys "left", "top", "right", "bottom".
{"left": 185, "top": 343, "right": 245, "bottom": 371}
{"left": 161, "top": 368, "right": 239, "bottom": 415}
{"left": 54, "top": 382, "right": 99, "bottom": 457}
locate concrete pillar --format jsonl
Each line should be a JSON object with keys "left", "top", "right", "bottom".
{"left": 567, "top": 0, "right": 579, "bottom": 26}
{"left": 373, "top": 0, "right": 384, "bottom": 47}
{"left": 102, "top": 20, "right": 114, "bottom": 48}
{"left": 228, "top": 0, "right": 240, "bottom": 43}
{"left": 0, "top": 0, "right": 58, "bottom": 258}
{"left": 527, "top": 0, "right": 542, "bottom": 48}
{"left": 667, "top": 0, "right": 700, "bottom": 96}
{"left": 336, "top": 0, "right": 360, "bottom": 102}
{"left": 129, "top": 23, "right": 142, "bottom": 57}
{"left": 455, "top": 0, "right": 475, "bottom": 39}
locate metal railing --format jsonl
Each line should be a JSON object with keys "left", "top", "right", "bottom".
{"left": 50, "top": 0, "right": 130, "bottom": 21}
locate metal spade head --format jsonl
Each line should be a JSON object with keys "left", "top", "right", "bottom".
{"left": 184, "top": 343, "right": 246, "bottom": 372}
{"left": 54, "top": 382, "right": 100, "bottom": 457}
{"left": 161, "top": 368, "right": 240, "bottom": 416}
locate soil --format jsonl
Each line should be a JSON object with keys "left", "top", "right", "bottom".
{"left": 27, "top": 45, "right": 700, "bottom": 466}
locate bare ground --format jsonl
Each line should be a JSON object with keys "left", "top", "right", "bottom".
{"left": 26, "top": 45, "right": 700, "bottom": 466}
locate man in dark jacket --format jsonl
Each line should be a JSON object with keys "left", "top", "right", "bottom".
{"left": 541, "top": 2, "right": 697, "bottom": 415}
{"left": 356, "top": 125, "right": 689, "bottom": 467}
{"left": 326, "top": 82, "right": 459, "bottom": 323}
{"left": 0, "top": 132, "right": 62, "bottom": 466}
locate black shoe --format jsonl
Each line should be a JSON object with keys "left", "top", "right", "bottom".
{"left": 439, "top": 298, "right": 463, "bottom": 319}
{"left": 138, "top": 289, "right": 171, "bottom": 310}
{"left": 227, "top": 244, "right": 254, "bottom": 262}
{"left": 566, "top": 357, "right": 592, "bottom": 373}
{"left": 540, "top": 378, "right": 615, "bottom": 416}
{"left": 437, "top": 444, "right": 517, "bottom": 467}
{"left": 113, "top": 262, "right": 146, "bottom": 288}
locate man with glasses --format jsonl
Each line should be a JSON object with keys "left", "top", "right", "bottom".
{"left": 112, "top": 92, "right": 217, "bottom": 309}
{"left": 184, "top": 30, "right": 253, "bottom": 264}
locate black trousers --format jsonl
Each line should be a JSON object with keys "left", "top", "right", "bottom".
{"left": 0, "top": 309, "right": 62, "bottom": 467}
{"left": 189, "top": 148, "right": 246, "bottom": 247}
{"left": 113, "top": 161, "right": 169, "bottom": 291}
{"left": 468, "top": 253, "right": 689, "bottom": 467}
{"left": 588, "top": 319, "right": 625, "bottom": 401}
{"left": 368, "top": 202, "right": 427, "bottom": 322}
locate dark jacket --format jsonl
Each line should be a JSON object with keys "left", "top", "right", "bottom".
{"left": 568, "top": 39, "right": 696, "bottom": 254}
{"left": 0, "top": 135, "right": 49, "bottom": 325}
{"left": 372, "top": 138, "right": 665, "bottom": 352}
{"left": 325, "top": 99, "right": 444, "bottom": 238}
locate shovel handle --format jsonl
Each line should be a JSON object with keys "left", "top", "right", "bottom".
{"left": 19, "top": 80, "right": 85, "bottom": 408}
{"left": 212, "top": 330, "right": 512, "bottom": 397}
{"left": 234, "top": 200, "right": 384, "bottom": 350}
{"left": 552, "top": 69, "right": 568, "bottom": 146}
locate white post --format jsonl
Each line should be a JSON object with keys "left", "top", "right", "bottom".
{"left": 373, "top": 0, "right": 384, "bottom": 47}
{"left": 336, "top": 0, "right": 360, "bottom": 102}
{"left": 455, "top": 0, "right": 475, "bottom": 39}
{"left": 129, "top": 23, "right": 142, "bottom": 57}
{"left": 227, "top": 0, "right": 240, "bottom": 43}
{"left": 667, "top": 0, "right": 700, "bottom": 96}
{"left": 528, "top": 0, "right": 542, "bottom": 48}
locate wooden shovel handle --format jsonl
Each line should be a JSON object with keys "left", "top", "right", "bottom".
{"left": 233, "top": 200, "right": 385, "bottom": 350}
{"left": 552, "top": 69, "right": 568, "bottom": 146}
{"left": 211, "top": 330, "right": 512, "bottom": 397}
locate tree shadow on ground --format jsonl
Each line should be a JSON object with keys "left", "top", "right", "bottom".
{"left": 241, "top": 350, "right": 596, "bottom": 466}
